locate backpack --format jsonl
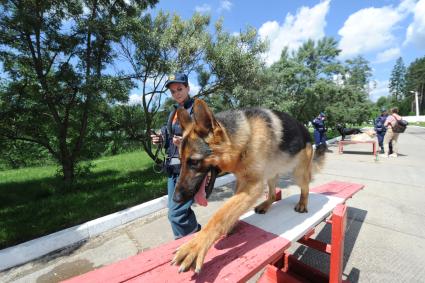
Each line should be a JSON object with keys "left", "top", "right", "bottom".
{"left": 375, "top": 117, "right": 384, "bottom": 132}
{"left": 392, "top": 115, "right": 408, "bottom": 133}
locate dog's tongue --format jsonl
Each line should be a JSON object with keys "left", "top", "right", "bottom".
{"left": 194, "top": 175, "right": 208, "bottom": 207}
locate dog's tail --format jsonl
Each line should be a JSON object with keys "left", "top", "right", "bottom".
{"left": 312, "top": 143, "right": 326, "bottom": 172}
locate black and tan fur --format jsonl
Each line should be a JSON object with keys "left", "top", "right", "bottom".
{"left": 336, "top": 123, "right": 363, "bottom": 141}
{"left": 171, "top": 99, "right": 325, "bottom": 273}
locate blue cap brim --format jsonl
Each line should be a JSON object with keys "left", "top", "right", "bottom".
{"left": 165, "top": 80, "right": 187, "bottom": 88}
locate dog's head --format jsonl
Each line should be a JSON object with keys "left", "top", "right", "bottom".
{"left": 173, "top": 99, "right": 224, "bottom": 204}
{"left": 336, "top": 123, "right": 344, "bottom": 131}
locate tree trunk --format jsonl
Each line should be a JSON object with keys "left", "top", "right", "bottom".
{"left": 62, "top": 159, "right": 75, "bottom": 185}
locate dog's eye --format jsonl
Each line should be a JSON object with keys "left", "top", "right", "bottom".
{"left": 187, "top": 158, "right": 201, "bottom": 169}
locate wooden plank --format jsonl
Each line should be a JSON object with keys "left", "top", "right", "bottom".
{"left": 64, "top": 222, "right": 290, "bottom": 283}
{"left": 310, "top": 180, "right": 364, "bottom": 199}
{"left": 241, "top": 181, "right": 363, "bottom": 243}
{"left": 241, "top": 193, "right": 343, "bottom": 243}
{"left": 63, "top": 181, "right": 363, "bottom": 283}
{"left": 62, "top": 236, "right": 190, "bottom": 283}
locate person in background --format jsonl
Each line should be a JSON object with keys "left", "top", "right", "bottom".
{"left": 382, "top": 107, "right": 402, "bottom": 158}
{"left": 374, "top": 107, "right": 392, "bottom": 154}
{"left": 312, "top": 112, "right": 327, "bottom": 150}
{"left": 150, "top": 72, "right": 201, "bottom": 239}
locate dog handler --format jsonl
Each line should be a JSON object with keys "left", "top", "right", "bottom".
{"left": 312, "top": 112, "right": 327, "bottom": 148}
{"left": 375, "top": 107, "right": 390, "bottom": 154}
{"left": 150, "top": 72, "right": 201, "bottom": 239}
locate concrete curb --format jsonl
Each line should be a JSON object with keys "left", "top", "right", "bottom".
{"left": 0, "top": 174, "right": 236, "bottom": 271}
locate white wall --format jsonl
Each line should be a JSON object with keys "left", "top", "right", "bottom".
{"left": 402, "top": 116, "right": 425, "bottom": 122}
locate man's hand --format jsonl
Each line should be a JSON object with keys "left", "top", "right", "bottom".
{"left": 172, "top": 135, "right": 182, "bottom": 146}
{"left": 150, "top": 133, "right": 163, "bottom": 145}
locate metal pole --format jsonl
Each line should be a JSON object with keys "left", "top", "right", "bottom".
{"left": 415, "top": 91, "right": 420, "bottom": 118}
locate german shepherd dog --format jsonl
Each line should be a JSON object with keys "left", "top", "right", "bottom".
{"left": 336, "top": 123, "right": 363, "bottom": 140}
{"left": 171, "top": 99, "right": 326, "bottom": 273}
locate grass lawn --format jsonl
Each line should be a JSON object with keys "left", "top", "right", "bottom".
{"left": 0, "top": 150, "right": 167, "bottom": 250}
{"left": 409, "top": 121, "right": 425, "bottom": 127}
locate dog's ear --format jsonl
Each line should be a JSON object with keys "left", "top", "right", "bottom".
{"left": 176, "top": 108, "right": 193, "bottom": 131}
{"left": 192, "top": 98, "right": 219, "bottom": 136}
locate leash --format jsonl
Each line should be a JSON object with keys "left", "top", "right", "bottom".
{"left": 151, "top": 139, "right": 167, "bottom": 174}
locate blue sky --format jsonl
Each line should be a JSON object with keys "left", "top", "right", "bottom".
{"left": 152, "top": 0, "right": 425, "bottom": 102}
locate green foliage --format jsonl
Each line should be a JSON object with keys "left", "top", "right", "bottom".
{"left": 0, "top": 3, "right": 379, "bottom": 179}
{"left": 383, "top": 56, "right": 425, "bottom": 116}
{"left": 0, "top": 138, "right": 53, "bottom": 170}
{"left": 116, "top": 11, "right": 211, "bottom": 161}
{"left": 405, "top": 57, "right": 425, "bottom": 114}
{"left": 389, "top": 57, "right": 407, "bottom": 101}
{"left": 117, "top": 13, "right": 267, "bottom": 157}
{"left": 200, "top": 21, "right": 267, "bottom": 100}
{"left": 251, "top": 38, "right": 373, "bottom": 127}
{"left": 344, "top": 56, "right": 372, "bottom": 92}
{"left": 0, "top": 150, "right": 166, "bottom": 249}
{"left": 0, "top": 0, "right": 158, "bottom": 181}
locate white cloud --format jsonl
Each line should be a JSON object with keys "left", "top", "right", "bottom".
{"left": 195, "top": 4, "right": 211, "bottom": 14}
{"left": 218, "top": 0, "right": 233, "bottom": 12}
{"left": 374, "top": 47, "right": 401, "bottom": 63}
{"left": 369, "top": 80, "right": 389, "bottom": 102}
{"left": 397, "top": 0, "right": 418, "bottom": 14}
{"left": 128, "top": 93, "right": 144, "bottom": 105}
{"left": 404, "top": 0, "right": 425, "bottom": 48}
{"left": 338, "top": 5, "right": 408, "bottom": 58}
{"left": 189, "top": 79, "right": 201, "bottom": 96}
{"left": 258, "top": 0, "right": 330, "bottom": 66}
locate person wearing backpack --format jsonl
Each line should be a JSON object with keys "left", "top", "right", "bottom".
{"left": 374, "top": 107, "right": 392, "bottom": 154}
{"left": 383, "top": 107, "right": 402, "bottom": 158}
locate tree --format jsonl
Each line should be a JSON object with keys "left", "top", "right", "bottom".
{"left": 256, "top": 37, "right": 343, "bottom": 124}
{"left": 344, "top": 56, "right": 372, "bottom": 93}
{"left": 254, "top": 40, "right": 373, "bottom": 127}
{"left": 116, "top": 14, "right": 266, "bottom": 160}
{"left": 389, "top": 57, "right": 407, "bottom": 101}
{"left": 405, "top": 57, "right": 425, "bottom": 115}
{"left": 0, "top": 0, "right": 158, "bottom": 183}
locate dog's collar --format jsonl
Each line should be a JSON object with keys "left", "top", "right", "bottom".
{"left": 173, "top": 97, "right": 194, "bottom": 110}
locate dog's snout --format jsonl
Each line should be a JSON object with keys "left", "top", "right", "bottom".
{"left": 173, "top": 185, "right": 193, "bottom": 203}
{"left": 173, "top": 190, "right": 184, "bottom": 203}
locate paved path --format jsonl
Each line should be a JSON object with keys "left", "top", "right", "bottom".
{"left": 2, "top": 127, "right": 425, "bottom": 282}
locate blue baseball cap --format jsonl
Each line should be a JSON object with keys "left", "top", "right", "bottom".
{"left": 380, "top": 107, "right": 387, "bottom": 112}
{"left": 319, "top": 112, "right": 326, "bottom": 117}
{"left": 165, "top": 72, "right": 188, "bottom": 88}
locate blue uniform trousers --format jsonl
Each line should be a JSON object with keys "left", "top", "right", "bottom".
{"left": 377, "top": 131, "right": 385, "bottom": 148}
{"left": 167, "top": 174, "right": 201, "bottom": 239}
{"left": 377, "top": 131, "right": 392, "bottom": 153}
{"left": 314, "top": 130, "right": 326, "bottom": 147}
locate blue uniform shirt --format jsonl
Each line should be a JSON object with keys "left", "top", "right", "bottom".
{"left": 374, "top": 115, "right": 388, "bottom": 133}
{"left": 312, "top": 117, "right": 326, "bottom": 132}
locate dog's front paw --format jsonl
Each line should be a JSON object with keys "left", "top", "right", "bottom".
{"left": 171, "top": 235, "right": 209, "bottom": 274}
{"left": 294, "top": 202, "right": 308, "bottom": 213}
{"left": 254, "top": 201, "right": 272, "bottom": 214}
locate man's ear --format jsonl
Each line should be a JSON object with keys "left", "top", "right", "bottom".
{"left": 176, "top": 108, "right": 192, "bottom": 131}
{"left": 192, "top": 98, "right": 218, "bottom": 136}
